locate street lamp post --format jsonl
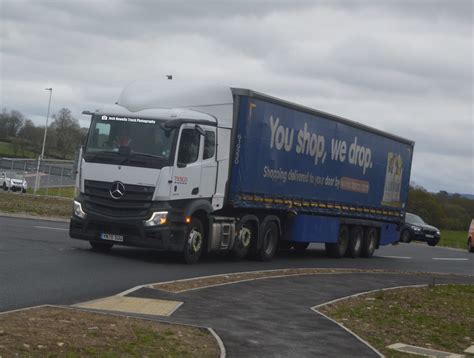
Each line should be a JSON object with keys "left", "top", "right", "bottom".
{"left": 34, "top": 88, "right": 53, "bottom": 194}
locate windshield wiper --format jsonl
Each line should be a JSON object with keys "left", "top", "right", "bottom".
{"left": 85, "top": 150, "right": 119, "bottom": 161}
{"left": 118, "top": 152, "right": 164, "bottom": 165}
{"left": 130, "top": 152, "right": 164, "bottom": 159}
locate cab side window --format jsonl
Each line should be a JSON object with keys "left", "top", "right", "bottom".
{"left": 177, "top": 129, "right": 200, "bottom": 166}
{"left": 203, "top": 131, "right": 215, "bottom": 160}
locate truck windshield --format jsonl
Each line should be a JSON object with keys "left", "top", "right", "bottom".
{"left": 84, "top": 115, "right": 176, "bottom": 169}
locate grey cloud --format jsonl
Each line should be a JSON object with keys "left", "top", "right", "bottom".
{"left": 0, "top": 0, "right": 472, "bottom": 193}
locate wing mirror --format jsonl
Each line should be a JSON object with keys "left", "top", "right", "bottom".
{"left": 195, "top": 125, "right": 205, "bottom": 136}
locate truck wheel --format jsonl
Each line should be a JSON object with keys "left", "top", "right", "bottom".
{"left": 347, "top": 226, "right": 363, "bottom": 258}
{"left": 183, "top": 218, "right": 204, "bottom": 264}
{"left": 361, "top": 227, "right": 377, "bottom": 258}
{"left": 325, "top": 225, "right": 349, "bottom": 258}
{"left": 258, "top": 221, "right": 278, "bottom": 262}
{"left": 292, "top": 242, "right": 310, "bottom": 252}
{"left": 89, "top": 241, "right": 113, "bottom": 251}
{"left": 232, "top": 223, "right": 253, "bottom": 259}
{"left": 468, "top": 238, "right": 474, "bottom": 253}
{"left": 400, "top": 230, "right": 411, "bottom": 243}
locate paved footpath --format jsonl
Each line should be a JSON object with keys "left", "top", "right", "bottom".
{"left": 118, "top": 272, "right": 474, "bottom": 357}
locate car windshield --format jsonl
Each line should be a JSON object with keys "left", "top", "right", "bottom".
{"left": 405, "top": 213, "right": 425, "bottom": 225}
{"left": 84, "top": 115, "right": 176, "bottom": 169}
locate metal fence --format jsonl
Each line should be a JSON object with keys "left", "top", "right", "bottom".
{"left": 0, "top": 157, "right": 76, "bottom": 197}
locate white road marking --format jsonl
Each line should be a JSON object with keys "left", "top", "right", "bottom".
{"left": 378, "top": 256, "right": 412, "bottom": 259}
{"left": 34, "top": 226, "right": 68, "bottom": 231}
{"left": 432, "top": 258, "right": 468, "bottom": 261}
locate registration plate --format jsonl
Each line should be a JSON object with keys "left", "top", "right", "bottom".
{"left": 100, "top": 233, "right": 124, "bottom": 242}
{"left": 426, "top": 234, "right": 434, "bottom": 238}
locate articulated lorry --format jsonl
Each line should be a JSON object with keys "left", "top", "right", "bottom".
{"left": 70, "top": 83, "right": 414, "bottom": 263}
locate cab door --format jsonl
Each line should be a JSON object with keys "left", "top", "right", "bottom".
{"left": 170, "top": 125, "right": 203, "bottom": 200}
{"left": 199, "top": 126, "right": 217, "bottom": 198}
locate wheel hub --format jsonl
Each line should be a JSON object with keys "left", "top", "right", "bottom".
{"left": 239, "top": 227, "right": 251, "bottom": 248}
{"left": 188, "top": 228, "right": 202, "bottom": 253}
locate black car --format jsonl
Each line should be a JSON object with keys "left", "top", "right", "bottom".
{"left": 400, "top": 213, "right": 441, "bottom": 246}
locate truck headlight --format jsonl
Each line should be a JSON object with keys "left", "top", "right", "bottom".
{"left": 145, "top": 211, "right": 168, "bottom": 226}
{"left": 73, "top": 200, "right": 87, "bottom": 219}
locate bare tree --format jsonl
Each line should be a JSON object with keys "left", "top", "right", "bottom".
{"left": 50, "top": 108, "right": 82, "bottom": 159}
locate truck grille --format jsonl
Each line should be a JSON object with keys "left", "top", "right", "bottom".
{"left": 83, "top": 180, "right": 155, "bottom": 218}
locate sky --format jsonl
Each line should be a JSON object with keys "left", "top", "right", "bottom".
{"left": 0, "top": 0, "right": 472, "bottom": 194}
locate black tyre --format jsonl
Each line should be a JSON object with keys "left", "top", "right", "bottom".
{"left": 361, "top": 227, "right": 377, "bottom": 258}
{"left": 258, "top": 221, "right": 278, "bottom": 262}
{"left": 2, "top": 182, "right": 7, "bottom": 191}
{"left": 232, "top": 222, "right": 254, "bottom": 259}
{"left": 89, "top": 241, "right": 113, "bottom": 251}
{"left": 427, "top": 239, "right": 439, "bottom": 247}
{"left": 183, "top": 218, "right": 205, "bottom": 264}
{"left": 292, "top": 242, "right": 310, "bottom": 251}
{"left": 347, "top": 226, "right": 363, "bottom": 258}
{"left": 325, "top": 225, "right": 349, "bottom": 258}
{"left": 468, "top": 238, "right": 474, "bottom": 253}
{"left": 400, "top": 229, "right": 411, "bottom": 243}
{"left": 22, "top": 189, "right": 26, "bottom": 193}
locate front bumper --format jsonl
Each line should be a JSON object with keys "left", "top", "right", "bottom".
{"left": 412, "top": 231, "right": 440, "bottom": 242}
{"left": 69, "top": 213, "right": 186, "bottom": 252}
{"left": 10, "top": 184, "right": 26, "bottom": 192}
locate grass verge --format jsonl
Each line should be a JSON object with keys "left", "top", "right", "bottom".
{"left": 439, "top": 230, "right": 468, "bottom": 250}
{"left": 26, "top": 186, "right": 75, "bottom": 198}
{"left": 0, "top": 191, "right": 72, "bottom": 218}
{"left": 319, "top": 284, "right": 474, "bottom": 357}
{"left": 0, "top": 306, "right": 219, "bottom": 357}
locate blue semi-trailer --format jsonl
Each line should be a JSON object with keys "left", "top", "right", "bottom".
{"left": 71, "top": 83, "right": 414, "bottom": 263}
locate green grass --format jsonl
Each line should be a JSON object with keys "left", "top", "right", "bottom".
{"left": 26, "top": 186, "right": 75, "bottom": 198}
{"left": 320, "top": 285, "right": 474, "bottom": 357}
{"left": 439, "top": 230, "right": 468, "bottom": 250}
{"left": 0, "top": 191, "right": 72, "bottom": 218}
{"left": 0, "top": 140, "right": 36, "bottom": 158}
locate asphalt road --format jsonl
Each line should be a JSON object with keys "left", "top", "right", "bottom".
{"left": 1, "top": 215, "right": 473, "bottom": 313}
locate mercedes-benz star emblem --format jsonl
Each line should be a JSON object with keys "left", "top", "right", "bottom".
{"left": 110, "top": 181, "right": 125, "bottom": 199}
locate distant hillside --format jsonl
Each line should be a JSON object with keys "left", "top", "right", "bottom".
{"left": 407, "top": 186, "right": 474, "bottom": 231}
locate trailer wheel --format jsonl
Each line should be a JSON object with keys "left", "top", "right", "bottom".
{"left": 325, "top": 225, "right": 349, "bottom": 258}
{"left": 292, "top": 242, "right": 310, "bottom": 252}
{"left": 232, "top": 223, "right": 253, "bottom": 259}
{"left": 89, "top": 241, "right": 113, "bottom": 251}
{"left": 361, "top": 227, "right": 377, "bottom": 258}
{"left": 347, "top": 226, "right": 363, "bottom": 258}
{"left": 183, "top": 218, "right": 204, "bottom": 264}
{"left": 258, "top": 221, "right": 278, "bottom": 262}
{"left": 400, "top": 229, "right": 411, "bottom": 243}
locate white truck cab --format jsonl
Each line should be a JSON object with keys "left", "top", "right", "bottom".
{"left": 70, "top": 84, "right": 234, "bottom": 263}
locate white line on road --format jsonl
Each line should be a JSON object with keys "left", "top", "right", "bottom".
{"left": 34, "top": 226, "right": 68, "bottom": 231}
{"left": 378, "top": 256, "right": 412, "bottom": 259}
{"left": 432, "top": 258, "right": 469, "bottom": 261}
